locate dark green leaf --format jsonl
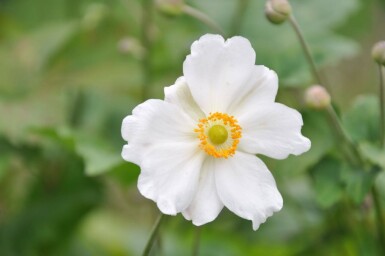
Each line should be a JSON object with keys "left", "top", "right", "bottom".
{"left": 359, "top": 142, "right": 385, "bottom": 170}
{"left": 343, "top": 95, "right": 380, "bottom": 144}
{"left": 310, "top": 157, "right": 344, "bottom": 208}
{"left": 0, "top": 143, "right": 102, "bottom": 256}
{"left": 341, "top": 164, "right": 379, "bottom": 204}
{"left": 109, "top": 161, "right": 140, "bottom": 186}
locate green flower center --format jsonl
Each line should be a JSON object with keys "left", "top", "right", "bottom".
{"left": 208, "top": 125, "right": 228, "bottom": 145}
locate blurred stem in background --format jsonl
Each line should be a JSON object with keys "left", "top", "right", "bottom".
{"left": 325, "top": 104, "right": 364, "bottom": 167}
{"left": 141, "top": 0, "right": 154, "bottom": 100}
{"left": 287, "top": 15, "right": 324, "bottom": 87}
{"left": 372, "top": 186, "right": 385, "bottom": 254}
{"left": 182, "top": 5, "right": 225, "bottom": 35}
{"left": 378, "top": 64, "right": 385, "bottom": 148}
{"left": 192, "top": 226, "right": 201, "bottom": 256}
{"left": 372, "top": 42, "right": 385, "bottom": 148}
{"left": 230, "top": 0, "right": 251, "bottom": 36}
{"left": 142, "top": 214, "right": 165, "bottom": 256}
{"left": 287, "top": 7, "right": 385, "bottom": 254}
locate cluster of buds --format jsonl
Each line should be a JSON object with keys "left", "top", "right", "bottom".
{"left": 372, "top": 41, "right": 385, "bottom": 66}
{"left": 265, "top": 0, "right": 292, "bottom": 24}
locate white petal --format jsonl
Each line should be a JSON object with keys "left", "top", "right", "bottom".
{"left": 214, "top": 152, "right": 283, "bottom": 230}
{"left": 164, "top": 76, "right": 205, "bottom": 121}
{"left": 138, "top": 144, "right": 205, "bottom": 215}
{"left": 121, "top": 99, "right": 197, "bottom": 165}
{"left": 228, "top": 66, "right": 278, "bottom": 116}
{"left": 182, "top": 157, "right": 224, "bottom": 226}
{"left": 120, "top": 99, "right": 206, "bottom": 215}
{"left": 238, "top": 103, "right": 311, "bottom": 159}
{"left": 183, "top": 34, "right": 256, "bottom": 114}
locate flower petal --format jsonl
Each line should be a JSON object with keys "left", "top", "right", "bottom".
{"left": 138, "top": 144, "right": 205, "bottom": 215}
{"left": 164, "top": 76, "right": 205, "bottom": 122}
{"left": 228, "top": 66, "right": 278, "bottom": 116}
{"left": 238, "top": 103, "right": 311, "bottom": 159}
{"left": 121, "top": 99, "right": 206, "bottom": 215}
{"left": 182, "top": 157, "right": 224, "bottom": 226}
{"left": 183, "top": 34, "right": 256, "bottom": 114}
{"left": 214, "top": 152, "right": 283, "bottom": 230}
{"left": 121, "top": 99, "right": 197, "bottom": 165}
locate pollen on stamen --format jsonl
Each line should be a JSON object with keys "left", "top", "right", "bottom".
{"left": 194, "top": 112, "right": 242, "bottom": 158}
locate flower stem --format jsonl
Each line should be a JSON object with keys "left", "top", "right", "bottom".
{"left": 141, "top": 0, "right": 154, "bottom": 101}
{"left": 326, "top": 105, "right": 364, "bottom": 167}
{"left": 288, "top": 13, "right": 363, "bottom": 166}
{"left": 182, "top": 5, "right": 225, "bottom": 36}
{"left": 230, "top": 0, "right": 250, "bottom": 36}
{"left": 142, "top": 213, "right": 165, "bottom": 256}
{"left": 288, "top": 15, "right": 323, "bottom": 85}
{"left": 371, "top": 186, "right": 385, "bottom": 254}
{"left": 378, "top": 64, "right": 385, "bottom": 148}
{"left": 192, "top": 226, "right": 201, "bottom": 256}
{"left": 288, "top": 9, "right": 385, "bottom": 254}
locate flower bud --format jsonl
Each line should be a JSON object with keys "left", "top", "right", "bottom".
{"left": 82, "top": 3, "right": 108, "bottom": 30}
{"left": 265, "top": 0, "right": 292, "bottom": 25}
{"left": 305, "top": 85, "right": 331, "bottom": 110}
{"left": 371, "top": 41, "right": 385, "bottom": 66}
{"left": 117, "top": 37, "right": 144, "bottom": 59}
{"left": 156, "top": 0, "right": 184, "bottom": 16}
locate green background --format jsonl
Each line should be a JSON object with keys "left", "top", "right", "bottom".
{"left": 1, "top": 0, "right": 385, "bottom": 255}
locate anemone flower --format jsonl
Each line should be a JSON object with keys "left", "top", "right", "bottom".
{"left": 121, "top": 34, "right": 311, "bottom": 230}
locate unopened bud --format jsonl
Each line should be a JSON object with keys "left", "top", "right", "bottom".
{"left": 305, "top": 85, "right": 331, "bottom": 110}
{"left": 117, "top": 37, "right": 144, "bottom": 59}
{"left": 156, "top": 0, "right": 184, "bottom": 16}
{"left": 265, "top": 0, "right": 292, "bottom": 25}
{"left": 82, "top": 3, "right": 108, "bottom": 30}
{"left": 372, "top": 41, "right": 385, "bottom": 66}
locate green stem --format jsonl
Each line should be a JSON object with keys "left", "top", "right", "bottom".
{"left": 141, "top": 0, "right": 154, "bottom": 101}
{"left": 378, "top": 64, "right": 385, "bottom": 148}
{"left": 288, "top": 9, "right": 385, "bottom": 254}
{"left": 192, "top": 226, "right": 201, "bottom": 256}
{"left": 288, "top": 15, "right": 323, "bottom": 85}
{"left": 230, "top": 0, "right": 250, "bottom": 36}
{"left": 142, "top": 214, "right": 165, "bottom": 256}
{"left": 288, "top": 13, "right": 362, "bottom": 166}
{"left": 182, "top": 5, "right": 225, "bottom": 36}
{"left": 371, "top": 186, "right": 385, "bottom": 254}
{"left": 326, "top": 105, "right": 364, "bottom": 167}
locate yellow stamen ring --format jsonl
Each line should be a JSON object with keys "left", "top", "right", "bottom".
{"left": 194, "top": 112, "right": 242, "bottom": 158}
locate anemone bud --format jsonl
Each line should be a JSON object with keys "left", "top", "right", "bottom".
{"left": 305, "top": 85, "right": 331, "bottom": 110}
{"left": 156, "top": 0, "right": 184, "bottom": 16}
{"left": 372, "top": 41, "right": 385, "bottom": 66}
{"left": 265, "top": 0, "right": 292, "bottom": 25}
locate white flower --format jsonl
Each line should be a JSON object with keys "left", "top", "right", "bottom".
{"left": 121, "top": 34, "right": 311, "bottom": 230}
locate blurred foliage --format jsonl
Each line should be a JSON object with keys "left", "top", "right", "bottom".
{"left": 1, "top": 0, "right": 385, "bottom": 255}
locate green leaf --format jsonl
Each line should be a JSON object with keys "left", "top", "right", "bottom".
{"left": 341, "top": 165, "right": 379, "bottom": 204}
{"left": 28, "top": 21, "right": 78, "bottom": 69}
{"left": 343, "top": 95, "right": 380, "bottom": 144}
{"left": 76, "top": 139, "right": 122, "bottom": 176}
{"left": 0, "top": 142, "right": 102, "bottom": 256}
{"left": 310, "top": 157, "right": 344, "bottom": 208}
{"left": 359, "top": 142, "right": 385, "bottom": 170}
{"left": 109, "top": 161, "right": 140, "bottom": 186}
{"left": 30, "top": 127, "right": 76, "bottom": 151}
{"left": 29, "top": 127, "right": 123, "bottom": 176}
